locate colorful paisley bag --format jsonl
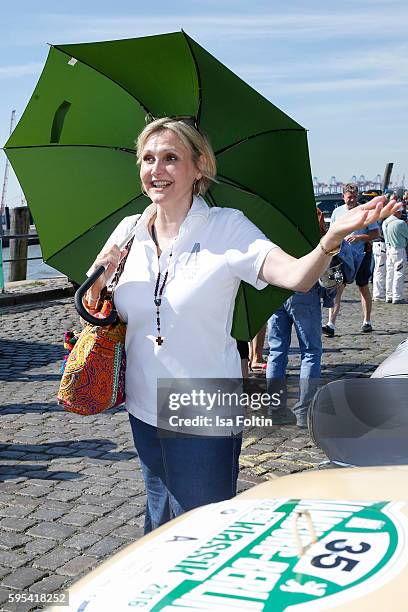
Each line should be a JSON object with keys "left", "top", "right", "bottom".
{"left": 57, "top": 233, "right": 135, "bottom": 416}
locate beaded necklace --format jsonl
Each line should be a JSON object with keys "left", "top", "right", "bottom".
{"left": 151, "top": 223, "right": 174, "bottom": 345}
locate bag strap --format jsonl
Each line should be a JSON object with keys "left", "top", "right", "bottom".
{"left": 109, "top": 215, "right": 140, "bottom": 291}
{"left": 110, "top": 235, "right": 135, "bottom": 290}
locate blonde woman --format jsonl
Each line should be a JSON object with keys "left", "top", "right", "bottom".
{"left": 87, "top": 117, "right": 397, "bottom": 533}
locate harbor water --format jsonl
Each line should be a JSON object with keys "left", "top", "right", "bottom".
{"left": 1, "top": 243, "right": 61, "bottom": 282}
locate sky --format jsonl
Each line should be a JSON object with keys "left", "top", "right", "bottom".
{"left": 1, "top": 0, "right": 408, "bottom": 206}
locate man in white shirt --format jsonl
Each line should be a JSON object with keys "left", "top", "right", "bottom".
{"left": 322, "top": 183, "right": 379, "bottom": 336}
{"left": 382, "top": 205, "right": 408, "bottom": 303}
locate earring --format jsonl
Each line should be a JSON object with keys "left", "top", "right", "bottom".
{"left": 192, "top": 180, "right": 199, "bottom": 196}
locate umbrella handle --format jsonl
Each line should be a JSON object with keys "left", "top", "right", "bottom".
{"left": 74, "top": 266, "right": 118, "bottom": 326}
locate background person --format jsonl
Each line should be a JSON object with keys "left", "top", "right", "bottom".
{"left": 265, "top": 286, "right": 322, "bottom": 428}
{"left": 237, "top": 340, "right": 250, "bottom": 378}
{"left": 249, "top": 325, "right": 267, "bottom": 371}
{"left": 382, "top": 205, "right": 408, "bottom": 304}
{"left": 322, "top": 183, "right": 380, "bottom": 336}
{"left": 265, "top": 208, "right": 329, "bottom": 428}
{"left": 372, "top": 229, "right": 386, "bottom": 302}
{"left": 85, "top": 118, "right": 397, "bottom": 533}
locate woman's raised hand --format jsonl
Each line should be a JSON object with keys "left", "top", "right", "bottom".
{"left": 327, "top": 195, "right": 399, "bottom": 243}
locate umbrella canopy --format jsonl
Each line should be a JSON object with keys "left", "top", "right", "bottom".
{"left": 4, "top": 31, "right": 319, "bottom": 340}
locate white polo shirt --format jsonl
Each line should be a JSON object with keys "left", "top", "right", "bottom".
{"left": 100, "top": 196, "right": 276, "bottom": 425}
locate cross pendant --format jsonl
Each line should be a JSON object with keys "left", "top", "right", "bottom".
{"left": 156, "top": 336, "right": 164, "bottom": 345}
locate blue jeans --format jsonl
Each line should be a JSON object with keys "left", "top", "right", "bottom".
{"left": 266, "top": 286, "right": 322, "bottom": 421}
{"left": 129, "top": 415, "right": 242, "bottom": 534}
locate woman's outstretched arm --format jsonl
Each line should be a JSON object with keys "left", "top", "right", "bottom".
{"left": 259, "top": 195, "right": 398, "bottom": 291}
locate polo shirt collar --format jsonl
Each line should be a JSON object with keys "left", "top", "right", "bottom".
{"left": 135, "top": 195, "right": 210, "bottom": 239}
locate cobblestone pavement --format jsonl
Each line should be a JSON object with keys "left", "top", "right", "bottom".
{"left": 0, "top": 282, "right": 407, "bottom": 610}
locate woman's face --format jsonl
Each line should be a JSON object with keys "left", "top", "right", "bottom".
{"left": 140, "top": 129, "right": 201, "bottom": 208}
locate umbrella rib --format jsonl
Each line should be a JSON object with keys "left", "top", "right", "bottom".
{"left": 44, "top": 193, "right": 145, "bottom": 263}
{"left": 182, "top": 31, "right": 202, "bottom": 125}
{"left": 53, "top": 44, "right": 153, "bottom": 118}
{"left": 216, "top": 173, "right": 315, "bottom": 249}
{"left": 215, "top": 128, "right": 305, "bottom": 156}
{"left": 4, "top": 144, "right": 136, "bottom": 155}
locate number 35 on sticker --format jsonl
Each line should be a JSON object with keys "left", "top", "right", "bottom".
{"left": 294, "top": 531, "right": 389, "bottom": 587}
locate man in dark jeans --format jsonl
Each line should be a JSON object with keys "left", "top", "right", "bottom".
{"left": 322, "top": 183, "right": 380, "bottom": 336}
{"left": 266, "top": 209, "right": 330, "bottom": 428}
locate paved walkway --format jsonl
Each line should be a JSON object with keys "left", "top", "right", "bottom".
{"left": 0, "top": 280, "right": 407, "bottom": 610}
{"left": 0, "top": 278, "right": 74, "bottom": 307}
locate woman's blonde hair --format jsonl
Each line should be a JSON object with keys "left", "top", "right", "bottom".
{"left": 136, "top": 117, "right": 217, "bottom": 196}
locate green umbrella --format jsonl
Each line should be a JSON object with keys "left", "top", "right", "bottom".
{"left": 4, "top": 31, "right": 319, "bottom": 340}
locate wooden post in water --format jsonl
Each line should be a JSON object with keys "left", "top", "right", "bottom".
{"left": 9, "top": 206, "right": 30, "bottom": 282}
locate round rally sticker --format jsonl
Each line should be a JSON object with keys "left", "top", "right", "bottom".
{"left": 148, "top": 499, "right": 407, "bottom": 611}
{"left": 68, "top": 498, "right": 408, "bottom": 611}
